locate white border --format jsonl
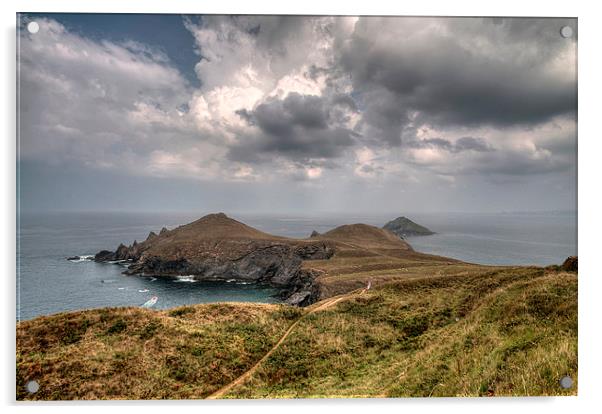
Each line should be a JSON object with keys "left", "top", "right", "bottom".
{"left": 2, "top": 1, "right": 601, "bottom": 413}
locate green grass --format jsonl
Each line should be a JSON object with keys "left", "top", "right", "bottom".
{"left": 17, "top": 303, "right": 300, "bottom": 400}
{"left": 17, "top": 265, "right": 576, "bottom": 400}
{"left": 226, "top": 268, "right": 577, "bottom": 398}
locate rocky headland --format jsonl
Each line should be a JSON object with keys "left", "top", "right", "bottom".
{"left": 94, "top": 213, "right": 342, "bottom": 305}
{"left": 93, "top": 213, "right": 427, "bottom": 306}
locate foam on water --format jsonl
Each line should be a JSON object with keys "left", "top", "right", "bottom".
{"left": 67, "top": 255, "right": 94, "bottom": 263}
{"left": 174, "top": 275, "right": 197, "bottom": 283}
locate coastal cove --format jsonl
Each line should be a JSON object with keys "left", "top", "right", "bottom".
{"left": 17, "top": 211, "right": 576, "bottom": 320}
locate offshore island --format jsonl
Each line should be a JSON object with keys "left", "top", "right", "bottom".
{"left": 17, "top": 213, "right": 577, "bottom": 400}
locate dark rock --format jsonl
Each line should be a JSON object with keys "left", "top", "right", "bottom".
{"left": 310, "top": 230, "right": 320, "bottom": 238}
{"left": 561, "top": 256, "right": 578, "bottom": 272}
{"left": 285, "top": 291, "right": 312, "bottom": 306}
{"left": 294, "top": 243, "right": 335, "bottom": 260}
{"left": 94, "top": 250, "right": 115, "bottom": 262}
{"left": 159, "top": 227, "right": 169, "bottom": 235}
{"left": 114, "top": 243, "right": 129, "bottom": 260}
{"left": 124, "top": 257, "right": 190, "bottom": 275}
{"left": 67, "top": 256, "right": 81, "bottom": 261}
{"left": 146, "top": 231, "right": 158, "bottom": 241}
{"left": 123, "top": 243, "right": 334, "bottom": 287}
{"left": 279, "top": 268, "right": 323, "bottom": 306}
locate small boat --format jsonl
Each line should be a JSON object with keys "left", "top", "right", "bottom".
{"left": 141, "top": 296, "right": 158, "bottom": 308}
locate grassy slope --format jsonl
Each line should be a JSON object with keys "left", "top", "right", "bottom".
{"left": 230, "top": 268, "right": 577, "bottom": 398}
{"left": 17, "top": 303, "right": 303, "bottom": 400}
{"left": 17, "top": 265, "right": 577, "bottom": 400}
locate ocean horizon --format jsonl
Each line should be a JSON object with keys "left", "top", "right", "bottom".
{"left": 16, "top": 210, "right": 577, "bottom": 320}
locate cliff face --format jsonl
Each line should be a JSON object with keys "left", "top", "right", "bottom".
{"left": 94, "top": 213, "right": 335, "bottom": 305}
{"left": 123, "top": 241, "right": 334, "bottom": 287}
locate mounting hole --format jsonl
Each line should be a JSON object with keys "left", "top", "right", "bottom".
{"left": 559, "top": 375, "right": 573, "bottom": 389}
{"left": 26, "top": 380, "right": 40, "bottom": 393}
{"left": 27, "top": 21, "right": 39, "bottom": 34}
{"left": 560, "top": 26, "right": 573, "bottom": 38}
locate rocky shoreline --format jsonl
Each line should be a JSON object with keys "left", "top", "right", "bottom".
{"left": 90, "top": 213, "right": 432, "bottom": 306}
{"left": 93, "top": 213, "right": 337, "bottom": 306}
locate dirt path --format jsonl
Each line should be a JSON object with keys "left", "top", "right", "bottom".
{"left": 205, "top": 289, "right": 365, "bottom": 399}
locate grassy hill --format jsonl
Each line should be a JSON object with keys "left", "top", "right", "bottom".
{"left": 122, "top": 213, "right": 308, "bottom": 262}
{"left": 319, "top": 223, "right": 413, "bottom": 250}
{"left": 17, "top": 265, "right": 577, "bottom": 399}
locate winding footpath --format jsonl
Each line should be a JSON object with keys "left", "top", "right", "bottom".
{"left": 205, "top": 288, "right": 367, "bottom": 399}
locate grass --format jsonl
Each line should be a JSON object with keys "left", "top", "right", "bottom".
{"left": 17, "top": 263, "right": 577, "bottom": 400}
{"left": 17, "top": 303, "right": 300, "bottom": 400}
{"left": 227, "top": 268, "right": 576, "bottom": 398}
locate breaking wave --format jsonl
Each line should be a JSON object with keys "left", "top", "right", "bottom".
{"left": 174, "top": 275, "right": 197, "bottom": 283}
{"left": 67, "top": 255, "right": 94, "bottom": 262}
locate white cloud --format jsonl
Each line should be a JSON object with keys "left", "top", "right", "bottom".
{"left": 19, "top": 15, "right": 577, "bottom": 194}
{"left": 306, "top": 167, "right": 323, "bottom": 179}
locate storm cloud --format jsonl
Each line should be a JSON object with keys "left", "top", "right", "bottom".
{"left": 17, "top": 14, "right": 577, "bottom": 212}
{"left": 229, "top": 93, "right": 357, "bottom": 163}
{"left": 341, "top": 17, "right": 576, "bottom": 146}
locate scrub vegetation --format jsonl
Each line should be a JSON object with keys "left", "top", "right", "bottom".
{"left": 17, "top": 265, "right": 576, "bottom": 400}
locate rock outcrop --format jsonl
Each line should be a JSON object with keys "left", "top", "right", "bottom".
{"left": 561, "top": 256, "right": 578, "bottom": 272}
{"left": 383, "top": 216, "right": 435, "bottom": 238}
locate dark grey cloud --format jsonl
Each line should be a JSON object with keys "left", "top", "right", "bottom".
{"left": 341, "top": 17, "right": 577, "bottom": 146}
{"left": 331, "top": 93, "right": 359, "bottom": 112}
{"left": 230, "top": 93, "right": 356, "bottom": 163}
{"left": 18, "top": 15, "right": 577, "bottom": 213}
{"left": 454, "top": 137, "right": 493, "bottom": 152}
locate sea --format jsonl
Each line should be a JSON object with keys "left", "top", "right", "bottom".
{"left": 16, "top": 211, "right": 577, "bottom": 321}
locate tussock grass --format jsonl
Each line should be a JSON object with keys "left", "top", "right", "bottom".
{"left": 227, "top": 268, "right": 577, "bottom": 399}
{"left": 17, "top": 303, "right": 299, "bottom": 400}
{"left": 17, "top": 266, "right": 576, "bottom": 400}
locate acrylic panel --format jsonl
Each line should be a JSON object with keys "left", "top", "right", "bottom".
{"left": 16, "top": 14, "right": 578, "bottom": 400}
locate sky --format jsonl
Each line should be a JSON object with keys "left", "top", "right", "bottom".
{"left": 17, "top": 14, "right": 577, "bottom": 214}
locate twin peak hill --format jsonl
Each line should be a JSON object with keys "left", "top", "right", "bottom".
{"left": 94, "top": 213, "right": 444, "bottom": 306}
